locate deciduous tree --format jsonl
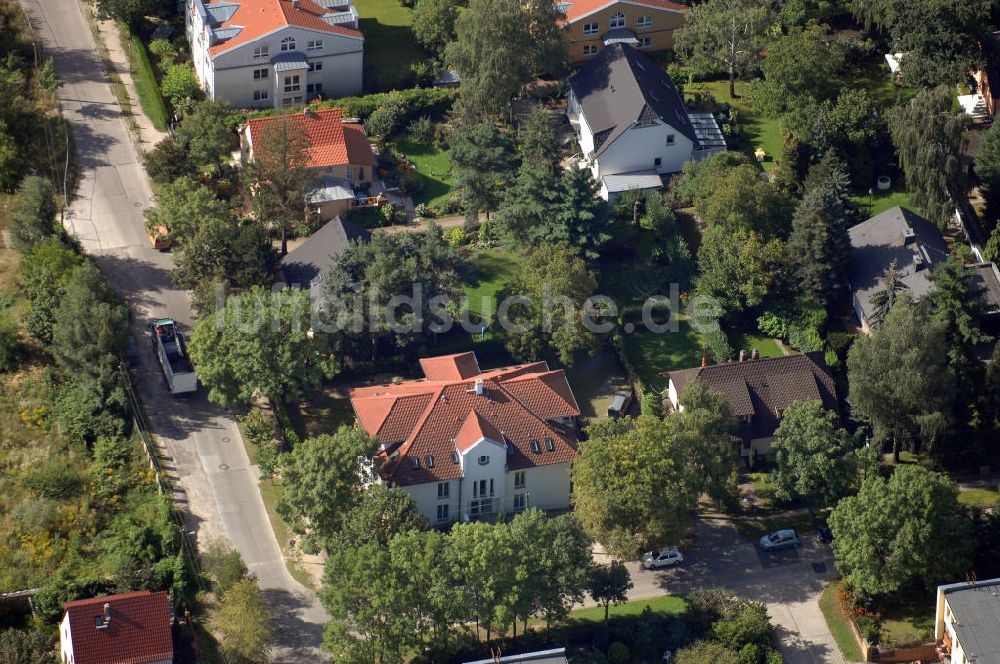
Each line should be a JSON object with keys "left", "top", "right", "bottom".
{"left": 770, "top": 400, "right": 858, "bottom": 508}
{"left": 213, "top": 579, "right": 274, "bottom": 664}
{"left": 587, "top": 561, "right": 632, "bottom": 623}
{"left": 829, "top": 465, "right": 972, "bottom": 596}
{"left": 9, "top": 175, "right": 59, "bottom": 251}
{"left": 412, "top": 0, "right": 457, "bottom": 55}
{"left": 276, "top": 426, "right": 378, "bottom": 551}
{"left": 175, "top": 99, "right": 237, "bottom": 171}
{"left": 674, "top": 0, "right": 771, "bottom": 98}
{"left": 752, "top": 24, "right": 843, "bottom": 116}
{"left": 696, "top": 225, "right": 783, "bottom": 313}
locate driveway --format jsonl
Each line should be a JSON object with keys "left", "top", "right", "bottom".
{"left": 591, "top": 516, "right": 846, "bottom": 664}
{"left": 19, "top": 0, "right": 327, "bottom": 659}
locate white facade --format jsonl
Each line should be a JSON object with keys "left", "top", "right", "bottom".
{"left": 400, "top": 435, "right": 574, "bottom": 526}
{"left": 59, "top": 612, "right": 73, "bottom": 664}
{"left": 568, "top": 86, "right": 696, "bottom": 201}
{"left": 186, "top": 0, "right": 363, "bottom": 110}
{"left": 935, "top": 579, "right": 1000, "bottom": 664}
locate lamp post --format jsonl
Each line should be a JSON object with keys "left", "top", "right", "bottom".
{"left": 868, "top": 188, "right": 874, "bottom": 217}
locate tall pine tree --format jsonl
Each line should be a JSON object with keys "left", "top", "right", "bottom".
{"left": 786, "top": 152, "right": 853, "bottom": 304}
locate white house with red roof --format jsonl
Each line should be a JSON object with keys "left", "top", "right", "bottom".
{"left": 60, "top": 590, "right": 173, "bottom": 664}
{"left": 350, "top": 352, "right": 581, "bottom": 524}
{"left": 186, "top": 0, "right": 363, "bottom": 109}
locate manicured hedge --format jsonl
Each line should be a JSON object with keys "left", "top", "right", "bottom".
{"left": 121, "top": 23, "right": 170, "bottom": 131}
{"left": 241, "top": 86, "right": 457, "bottom": 124}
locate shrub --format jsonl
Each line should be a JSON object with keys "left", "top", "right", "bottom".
{"left": 0, "top": 311, "right": 21, "bottom": 372}
{"left": 400, "top": 168, "right": 423, "bottom": 194}
{"left": 254, "top": 439, "right": 279, "bottom": 480}
{"left": 607, "top": 641, "right": 630, "bottom": 664}
{"left": 144, "top": 136, "right": 193, "bottom": 184}
{"left": 788, "top": 323, "right": 823, "bottom": 352}
{"left": 10, "top": 175, "right": 60, "bottom": 250}
{"left": 641, "top": 391, "right": 663, "bottom": 417}
{"left": 415, "top": 202, "right": 433, "bottom": 218}
{"left": 445, "top": 226, "right": 466, "bottom": 246}
{"left": 365, "top": 94, "right": 408, "bottom": 140}
{"left": 54, "top": 378, "right": 127, "bottom": 444}
{"left": 21, "top": 459, "right": 80, "bottom": 499}
{"left": 148, "top": 38, "right": 176, "bottom": 70}
{"left": 242, "top": 409, "right": 276, "bottom": 447}
{"left": 161, "top": 64, "right": 199, "bottom": 114}
{"left": 202, "top": 540, "right": 250, "bottom": 596}
{"left": 705, "top": 328, "right": 733, "bottom": 362}
{"left": 408, "top": 115, "right": 434, "bottom": 143}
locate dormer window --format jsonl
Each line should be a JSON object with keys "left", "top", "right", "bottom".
{"left": 451, "top": 451, "right": 459, "bottom": 464}
{"left": 609, "top": 11, "right": 625, "bottom": 28}
{"left": 478, "top": 455, "right": 489, "bottom": 465}
{"left": 281, "top": 37, "right": 296, "bottom": 51}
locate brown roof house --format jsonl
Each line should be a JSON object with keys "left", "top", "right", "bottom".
{"left": 350, "top": 352, "right": 581, "bottom": 524}
{"left": 663, "top": 352, "right": 839, "bottom": 459}
{"left": 59, "top": 590, "right": 173, "bottom": 664}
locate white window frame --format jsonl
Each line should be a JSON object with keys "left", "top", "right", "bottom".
{"left": 307, "top": 39, "right": 324, "bottom": 51}
{"left": 280, "top": 36, "right": 296, "bottom": 52}
{"left": 513, "top": 493, "right": 526, "bottom": 510}
{"left": 583, "top": 22, "right": 598, "bottom": 35}
{"left": 637, "top": 15, "right": 652, "bottom": 27}
{"left": 253, "top": 89, "right": 269, "bottom": 101}
{"left": 609, "top": 11, "right": 625, "bottom": 28}
{"left": 437, "top": 481, "right": 449, "bottom": 499}
{"left": 308, "top": 61, "right": 323, "bottom": 72}
{"left": 283, "top": 74, "right": 301, "bottom": 93}
{"left": 583, "top": 44, "right": 598, "bottom": 56}
{"left": 253, "top": 68, "right": 268, "bottom": 80}
{"left": 436, "top": 504, "right": 449, "bottom": 522}
{"left": 253, "top": 45, "right": 269, "bottom": 59}
{"left": 639, "top": 37, "right": 652, "bottom": 48}
{"left": 514, "top": 470, "right": 525, "bottom": 489}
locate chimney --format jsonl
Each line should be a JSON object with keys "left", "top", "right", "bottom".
{"left": 739, "top": 349, "right": 746, "bottom": 362}
{"left": 701, "top": 354, "right": 707, "bottom": 368}
{"left": 903, "top": 225, "right": 916, "bottom": 245}
{"left": 96, "top": 602, "right": 112, "bottom": 629}
{"left": 474, "top": 379, "right": 484, "bottom": 396}
{"left": 751, "top": 348, "right": 759, "bottom": 360}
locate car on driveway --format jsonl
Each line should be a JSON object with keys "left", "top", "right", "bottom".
{"left": 641, "top": 546, "right": 684, "bottom": 569}
{"left": 758, "top": 529, "right": 801, "bottom": 551}
{"left": 608, "top": 390, "right": 633, "bottom": 419}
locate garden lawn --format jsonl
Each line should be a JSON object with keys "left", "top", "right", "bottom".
{"left": 880, "top": 602, "right": 935, "bottom": 646}
{"left": 290, "top": 385, "right": 357, "bottom": 440}
{"left": 395, "top": 136, "right": 454, "bottom": 209}
{"left": 463, "top": 247, "right": 519, "bottom": 319}
{"left": 684, "top": 79, "right": 783, "bottom": 172}
{"left": 563, "top": 345, "right": 630, "bottom": 420}
{"left": 731, "top": 332, "right": 784, "bottom": 358}
{"left": 851, "top": 185, "right": 913, "bottom": 218}
{"left": 564, "top": 595, "right": 687, "bottom": 624}
{"left": 622, "top": 317, "right": 705, "bottom": 391}
{"left": 958, "top": 487, "right": 1000, "bottom": 508}
{"left": 355, "top": 0, "right": 426, "bottom": 92}
{"left": 819, "top": 582, "right": 865, "bottom": 662}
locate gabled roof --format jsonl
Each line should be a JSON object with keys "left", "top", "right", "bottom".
{"left": 200, "top": 0, "right": 362, "bottom": 56}
{"left": 847, "top": 206, "right": 950, "bottom": 324}
{"left": 62, "top": 591, "right": 172, "bottom": 664}
{"left": 281, "top": 216, "right": 370, "bottom": 287}
{"left": 350, "top": 353, "right": 581, "bottom": 486}
{"left": 244, "top": 108, "right": 377, "bottom": 170}
{"left": 663, "top": 352, "right": 838, "bottom": 441}
{"left": 568, "top": 43, "right": 696, "bottom": 156}
{"left": 560, "top": 0, "right": 687, "bottom": 24}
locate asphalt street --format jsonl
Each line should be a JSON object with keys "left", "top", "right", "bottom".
{"left": 18, "top": 0, "right": 328, "bottom": 658}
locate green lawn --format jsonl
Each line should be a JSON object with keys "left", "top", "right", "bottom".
{"left": 731, "top": 509, "right": 825, "bottom": 542}
{"left": 289, "top": 385, "right": 356, "bottom": 440}
{"left": 958, "top": 487, "right": 1000, "bottom": 508}
{"left": 355, "top": 0, "right": 427, "bottom": 92}
{"left": 880, "top": 602, "right": 935, "bottom": 646}
{"left": 819, "top": 582, "right": 865, "bottom": 662}
{"left": 563, "top": 345, "right": 629, "bottom": 420}
{"left": 395, "top": 136, "right": 454, "bottom": 209}
{"left": 463, "top": 247, "right": 519, "bottom": 319}
{"left": 746, "top": 472, "right": 777, "bottom": 509}
{"left": 851, "top": 185, "right": 913, "bottom": 218}
{"left": 564, "top": 595, "right": 687, "bottom": 624}
{"left": 622, "top": 318, "right": 705, "bottom": 391}
{"left": 731, "top": 332, "right": 784, "bottom": 359}
{"left": 685, "top": 79, "right": 783, "bottom": 172}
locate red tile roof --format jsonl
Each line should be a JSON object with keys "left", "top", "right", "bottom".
{"left": 244, "top": 108, "right": 377, "bottom": 169}
{"left": 63, "top": 591, "right": 173, "bottom": 664}
{"left": 561, "top": 0, "right": 688, "bottom": 24}
{"left": 350, "top": 353, "right": 581, "bottom": 486}
{"left": 206, "top": 0, "right": 362, "bottom": 56}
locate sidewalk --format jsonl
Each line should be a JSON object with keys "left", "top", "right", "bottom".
{"left": 90, "top": 9, "right": 168, "bottom": 152}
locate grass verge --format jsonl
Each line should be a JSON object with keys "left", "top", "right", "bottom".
{"left": 566, "top": 595, "right": 687, "bottom": 624}
{"left": 120, "top": 23, "right": 169, "bottom": 131}
{"left": 819, "top": 581, "right": 864, "bottom": 662}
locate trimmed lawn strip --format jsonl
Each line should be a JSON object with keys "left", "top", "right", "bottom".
{"left": 463, "top": 247, "right": 519, "bottom": 319}
{"left": 395, "top": 136, "right": 453, "bottom": 209}
{"left": 958, "top": 487, "right": 1000, "bottom": 508}
{"left": 731, "top": 332, "right": 784, "bottom": 358}
{"left": 565, "top": 595, "right": 687, "bottom": 624}
{"left": 819, "top": 581, "right": 865, "bottom": 662}
{"left": 355, "top": 0, "right": 426, "bottom": 92}
{"left": 120, "top": 23, "right": 169, "bottom": 131}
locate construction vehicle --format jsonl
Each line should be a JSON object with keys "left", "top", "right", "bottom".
{"left": 149, "top": 318, "right": 197, "bottom": 394}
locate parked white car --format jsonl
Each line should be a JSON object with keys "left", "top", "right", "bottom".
{"left": 641, "top": 546, "right": 684, "bottom": 569}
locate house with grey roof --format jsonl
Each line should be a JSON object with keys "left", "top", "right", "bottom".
{"left": 848, "top": 206, "right": 1000, "bottom": 334}
{"left": 847, "top": 206, "right": 951, "bottom": 333}
{"left": 281, "top": 216, "right": 369, "bottom": 304}
{"left": 566, "top": 43, "right": 725, "bottom": 201}
{"left": 662, "top": 352, "right": 839, "bottom": 460}
{"left": 935, "top": 577, "right": 1000, "bottom": 664}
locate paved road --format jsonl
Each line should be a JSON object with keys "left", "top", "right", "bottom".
{"left": 19, "top": 0, "right": 328, "bottom": 658}
{"left": 592, "top": 517, "right": 847, "bottom": 664}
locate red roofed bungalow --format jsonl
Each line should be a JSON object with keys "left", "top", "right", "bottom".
{"left": 241, "top": 108, "right": 377, "bottom": 218}
{"left": 350, "top": 352, "right": 582, "bottom": 524}
{"left": 60, "top": 590, "right": 173, "bottom": 664}
{"left": 558, "top": 0, "right": 687, "bottom": 62}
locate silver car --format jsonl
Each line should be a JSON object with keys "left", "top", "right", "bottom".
{"left": 641, "top": 546, "right": 684, "bottom": 569}
{"left": 758, "top": 529, "right": 801, "bottom": 551}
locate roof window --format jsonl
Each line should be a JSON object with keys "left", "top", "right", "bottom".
{"left": 545, "top": 437, "right": 555, "bottom": 451}
{"left": 425, "top": 454, "right": 435, "bottom": 468}
{"left": 530, "top": 439, "right": 541, "bottom": 454}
